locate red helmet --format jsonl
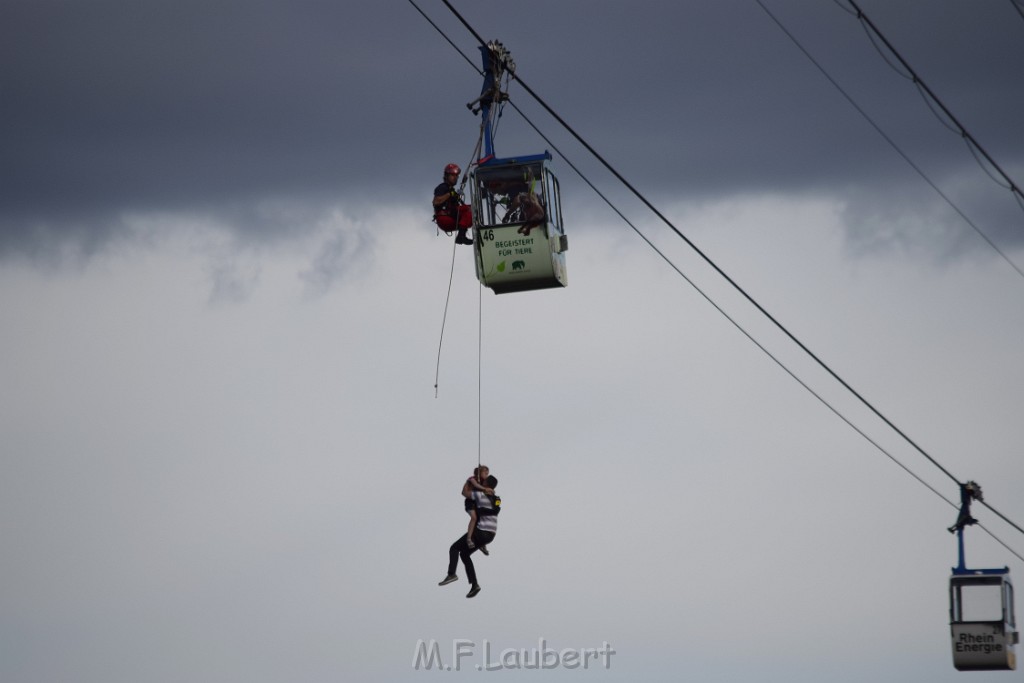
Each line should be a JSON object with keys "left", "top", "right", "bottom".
{"left": 444, "top": 163, "right": 461, "bottom": 177}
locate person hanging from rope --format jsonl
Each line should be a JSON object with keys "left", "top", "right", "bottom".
{"left": 433, "top": 163, "right": 474, "bottom": 245}
{"left": 463, "top": 466, "right": 494, "bottom": 555}
{"left": 439, "top": 465, "right": 500, "bottom": 598}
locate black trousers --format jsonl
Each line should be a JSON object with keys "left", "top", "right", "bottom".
{"left": 447, "top": 530, "right": 495, "bottom": 585}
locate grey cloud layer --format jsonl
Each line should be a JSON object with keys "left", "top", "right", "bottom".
{"left": 2, "top": 0, "right": 1022, "bottom": 256}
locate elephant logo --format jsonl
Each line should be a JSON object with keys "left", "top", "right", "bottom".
{"left": 512, "top": 260, "right": 526, "bottom": 271}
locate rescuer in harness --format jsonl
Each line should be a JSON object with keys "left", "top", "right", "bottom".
{"left": 433, "top": 163, "right": 473, "bottom": 246}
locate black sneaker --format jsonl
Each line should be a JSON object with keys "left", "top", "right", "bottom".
{"left": 438, "top": 575, "right": 458, "bottom": 586}
{"left": 480, "top": 545, "right": 489, "bottom": 556}
{"left": 466, "top": 584, "right": 481, "bottom": 598}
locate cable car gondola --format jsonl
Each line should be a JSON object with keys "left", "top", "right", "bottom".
{"left": 948, "top": 482, "right": 1019, "bottom": 671}
{"left": 467, "top": 42, "right": 567, "bottom": 295}
{"left": 471, "top": 151, "right": 567, "bottom": 294}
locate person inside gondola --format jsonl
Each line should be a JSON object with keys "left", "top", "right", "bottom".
{"left": 433, "top": 163, "right": 473, "bottom": 245}
{"left": 498, "top": 172, "right": 545, "bottom": 236}
{"left": 509, "top": 190, "right": 545, "bottom": 236}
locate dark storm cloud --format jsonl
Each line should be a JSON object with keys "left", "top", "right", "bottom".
{"left": 2, "top": 0, "right": 1022, "bottom": 258}
{"left": 2, "top": 2, "right": 371, "bottom": 210}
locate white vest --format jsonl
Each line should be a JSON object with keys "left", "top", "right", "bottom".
{"left": 471, "top": 490, "right": 498, "bottom": 533}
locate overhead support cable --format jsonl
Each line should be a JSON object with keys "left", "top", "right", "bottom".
{"left": 435, "top": 0, "right": 1024, "bottom": 543}
{"left": 981, "top": 499, "right": 1024, "bottom": 538}
{"left": 1013, "top": 0, "right": 1024, "bottom": 24}
{"left": 759, "top": 0, "right": 1024, "bottom": 281}
{"left": 842, "top": 0, "right": 1024, "bottom": 218}
{"left": 412, "top": 0, "right": 1024, "bottom": 555}
{"left": 440, "top": 0, "right": 964, "bottom": 486}
{"left": 408, "top": 1, "right": 968, "bottom": 502}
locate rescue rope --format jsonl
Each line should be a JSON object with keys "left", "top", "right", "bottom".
{"left": 433, "top": 237, "right": 458, "bottom": 398}
{"left": 433, "top": 131, "right": 484, "bottom": 396}
{"left": 477, "top": 279, "right": 483, "bottom": 468}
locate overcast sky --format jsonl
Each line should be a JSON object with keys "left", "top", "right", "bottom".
{"left": 3, "top": 1, "right": 1024, "bottom": 681}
